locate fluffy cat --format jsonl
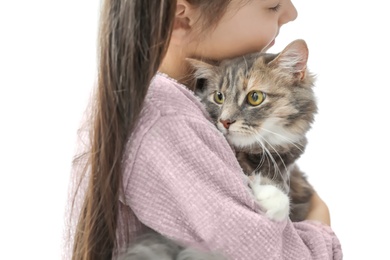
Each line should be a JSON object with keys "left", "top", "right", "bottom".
{"left": 190, "top": 39, "right": 317, "bottom": 222}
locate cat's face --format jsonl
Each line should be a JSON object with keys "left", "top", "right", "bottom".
{"left": 191, "top": 40, "right": 317, "bottom": 150}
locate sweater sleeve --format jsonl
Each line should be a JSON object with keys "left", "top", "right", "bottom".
{"left": 124, "top": 115, "right": 342, "bottom": 260}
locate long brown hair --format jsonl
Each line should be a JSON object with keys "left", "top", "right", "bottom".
{"left": 71, "top": 0, "right": 232, "bottom": 259}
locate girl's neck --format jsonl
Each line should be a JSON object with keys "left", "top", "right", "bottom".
{"left": 159, "top": 45, "right": 195, "bottom": 90}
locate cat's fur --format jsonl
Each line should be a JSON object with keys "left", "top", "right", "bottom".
{"left": 190, "top": 39, "right": 316, "bottom": 222}
{"left": 116, "top": 232, "right": 226, "bottom": 260}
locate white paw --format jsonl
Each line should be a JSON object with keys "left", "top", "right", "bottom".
{"left": 251, "top": 183, "right": 290, "bottom": 221}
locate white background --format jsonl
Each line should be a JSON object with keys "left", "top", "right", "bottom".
{"left": 1, "top": 1, "right": 389, "bottom": 259}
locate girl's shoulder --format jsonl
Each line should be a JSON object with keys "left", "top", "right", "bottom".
{"left": 146, "top": 73, "right": 211, "bottom": 121}
{"left": 122, "top": 72, "right": 223, "bottom": 173}
{"left": 127, "top": 73, "right": 215, "bottom": 148}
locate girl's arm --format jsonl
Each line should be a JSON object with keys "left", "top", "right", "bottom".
{"left": 124, "top": 116, "right": 342, "bottom": 260}
{"left": 306, "top": 192, "right": 331, "bottom": 226}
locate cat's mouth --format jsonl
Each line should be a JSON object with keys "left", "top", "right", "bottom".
{"left": 218, "top": 122, "right": 289, "bottom": 150}
{"left": 216, "top": 121, "right": 262, "bottom": 148}
{"left": 220, "top": 128, "right": 259, "bottom": 148}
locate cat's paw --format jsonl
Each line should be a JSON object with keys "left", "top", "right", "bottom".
{"left": 251, "top": 184, "right": 290, "bottom": 221}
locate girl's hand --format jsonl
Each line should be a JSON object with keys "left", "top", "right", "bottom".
{"left": 305, "top": 192, "right": 331, "bottom": 226}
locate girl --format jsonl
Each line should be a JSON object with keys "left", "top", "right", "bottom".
{"left": 64, "top": 0, "right": 342, "bottom": 259}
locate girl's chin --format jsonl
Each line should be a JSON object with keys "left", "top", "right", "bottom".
{"left": 262, "top": 39, "right": 275, "bottom": 52}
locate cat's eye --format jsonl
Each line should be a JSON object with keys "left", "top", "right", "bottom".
{"left": 247, "top": 91, "right": 265, "bottom": 106}
{"left": 213, "top": 91, "right": 225, "bottom": 104}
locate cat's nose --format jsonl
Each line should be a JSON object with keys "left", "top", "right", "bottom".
{"left": 220, "top": 119, "right": 236, "bottom": 129}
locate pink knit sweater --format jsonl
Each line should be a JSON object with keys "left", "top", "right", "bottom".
{"left": 64, "top": 73, "right": 342, "bottom": 260}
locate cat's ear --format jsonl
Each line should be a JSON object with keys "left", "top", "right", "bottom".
{"left": 186, "top": 58, "right": 215, "bottom": 79}
{"left": 270, "top": 39, "right": 308, "bottom": 80}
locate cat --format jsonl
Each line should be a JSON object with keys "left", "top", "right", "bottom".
{"left": 189, "top": 39, "right": 317, "bottom": 222}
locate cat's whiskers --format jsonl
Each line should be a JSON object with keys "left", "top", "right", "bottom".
{"left": 265, "top": 138, "right": 291, "bottom": 189}
{"left": 253, "top": 138, "right": 268, "bottom": 173}
{"left": 260, "top": 127, "right": 304, "bottom": 152}
{"left": 243, "top": 126, "right": 272, "bottom": 175}
{"left": 253, "top": 135, "right": 282, "bottom": 183}
{"left": 255, "top": 134, "right": 290, "bottom": 188}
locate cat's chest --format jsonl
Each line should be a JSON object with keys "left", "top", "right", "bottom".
{"left": 236, "top": 151, "right": 293, "bottom": 175}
